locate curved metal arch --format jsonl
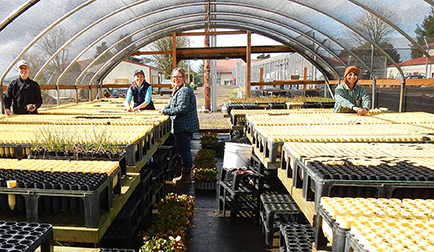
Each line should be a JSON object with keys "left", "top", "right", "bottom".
{"left": 213, "top": 1, "right": 375, "bottom": 78}
{"left": 424, "top": 0, "right": 434, "bottom": 6}
{"left": 78, "top": 16, "right": 207, "bottom": 86}
{"left": 89, "top": 22, "right": 208, "bottom": 88}
{"left": 213, "top": 11, "right": 345, "bottom": 67}
{"left": 82, "top": 6, "right": 347, "bottom": 85}
{"left": 286, "top": 0, "right": 405, "bottom": 80}
{"left": 74, "top": 11, "right": 339, "bottom": 86}
{"left": 91, "top": 18, "right": 339, "bottom": 87}
{"left": 0, "top": 0, "right": 97, "bottom": 86}
{"left": 210, "top": 14, "right": 340, "bottom": 79}
{"left": 57, "top": 0, "right": 374, "bottom": 85}
{"left": 56, "top": 2, "right": 208, "bottom": 86}
{"left": 0, "top": 0, "right": 40, "bottom": 32}
{"left": 349, "top": 0, "right": 434, "bottom": 65}
{"left": 34, "top": 0, "right": 155, "bottom": 81}
{"left": 213, "top": 21, "right": 338, "bottom": 81}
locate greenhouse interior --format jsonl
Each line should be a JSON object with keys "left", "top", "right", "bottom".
{"left": 1, "top": 0, "right": 434, "bottom": 251}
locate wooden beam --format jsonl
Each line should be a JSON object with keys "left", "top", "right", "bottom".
{"left": 172, "top": 32, "right": 177, "bottom": 70}
{"left": 176, "top": 31, "right": 247, "bottom": 36}
{"left": 251, "top": 80, "right": 325, "bottom": 86}
{"left": 131, "top": 50, "right": 171, "bottom": 55}
{"left": 246, "top": 31, "right": 251, "bottom": 98}
{"left": 132, "top": 45, "right": 294, "bottom": 60}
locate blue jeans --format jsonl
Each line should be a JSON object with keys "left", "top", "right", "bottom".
{"left": 174, "top": 131, "right": 193, "bottom": 170}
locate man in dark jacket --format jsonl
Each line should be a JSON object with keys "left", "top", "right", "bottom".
{"left": 4, "top": 60, "right": 43, "bottom": 115}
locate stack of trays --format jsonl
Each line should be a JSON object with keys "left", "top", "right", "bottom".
{"left": 0, "top": 124, "right": 155, "bottom": 166}
{"left": 316, "top": 197, "right": 434, "bottom": 251}
{"left": 0, "top": 220, "right": 53, "bottom": 252}
{"left": 248, "top": 113, "right": 434, "bottom": 163}
{"left": 0, "top": 113, "right": 170, "bottom": 141}
{"left": 0, "top": 159, "right": 120, "bottom": 228}
{"left": 230, "top": 108, "right": 332, "bottom": 126}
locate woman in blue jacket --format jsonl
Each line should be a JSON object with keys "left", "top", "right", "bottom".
{"left": 125, "top": 69, "right": 155, "bottom": 111}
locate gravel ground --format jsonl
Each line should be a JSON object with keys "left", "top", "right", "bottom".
{"left": 194, "top": 85, "right": 238, "bottom": 130}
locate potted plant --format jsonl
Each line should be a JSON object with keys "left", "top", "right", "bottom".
{"left": 192, "top": 149, "right": 218, "bottom": 191}
{"left": 200, "top": 132, "right": 218, "bottom": 149}
{"left": 142, "top": 193, "right": 195, "bottom": 252}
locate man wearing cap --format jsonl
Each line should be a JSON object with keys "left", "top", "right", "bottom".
{"left": 124, "top": 69, "right": 155, "bottom": 112}
{"left": 333, "top": 65, "right": 370, "bottom": 116}
{"left": 4, "top": 60, "right": 43, "bottom": 115}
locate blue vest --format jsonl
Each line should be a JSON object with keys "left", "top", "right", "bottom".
{"left": 130, "top": 81, "right": 154, "bottom": 110}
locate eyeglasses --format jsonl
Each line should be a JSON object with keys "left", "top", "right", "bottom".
{"left": 172, "top": 75, "right": 183, "bottom": 79}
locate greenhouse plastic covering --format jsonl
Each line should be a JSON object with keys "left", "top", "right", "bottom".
{"left": 0, "top": 0, "right": 432, "bottom": 87}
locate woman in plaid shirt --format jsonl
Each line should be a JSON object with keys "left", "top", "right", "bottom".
{"left": 159, "top": 67, "right": 199, "bottom": 183}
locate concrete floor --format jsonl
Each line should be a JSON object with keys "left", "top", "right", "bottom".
{"left": 165, "top": 134, "right": 280, "bottom": 252}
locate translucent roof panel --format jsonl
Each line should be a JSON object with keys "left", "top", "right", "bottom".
{"left": 0, "top": 0, "right": 432, "bottom": 87}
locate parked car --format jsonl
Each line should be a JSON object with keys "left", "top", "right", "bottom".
{"left": 159, "top": 79, "right": 172, "bottom": 96}
{"left": 406, "top": 74, "right": 426, "bottom": 79}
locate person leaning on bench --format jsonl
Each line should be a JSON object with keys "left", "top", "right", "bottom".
{"left": 333, "top": 66, "right": 370, "bottom": 116}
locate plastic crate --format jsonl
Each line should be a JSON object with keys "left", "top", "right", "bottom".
{"left": 0, "top": 221, "right": 53, "bottom": 252}
{"left": 299, "top": 158, "right": 434, "bottom": 210}
{"left": 314, "top": 205, "right": 349, "bottom": 252}
{"left": 260, "top": 194, "right": 302, "bottom": 247}
{"left": 279, "top": 224, "right": 315, "bottom": 252}
{"left": 101, "top": 191, "right": 143, "bottom": 248}
{"left": 0, "top": 170, "right": 111, "bottom": 228}
{"left": 218, "top": 168, "right": 264, "bottom": 225}
{"left": 194, "top": 181, "right": 217, "bottom": 191}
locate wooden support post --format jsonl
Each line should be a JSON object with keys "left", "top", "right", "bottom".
{"left": 204, "top": 28, "right": 211, "bottom": 110}
{"left": 172, "top": 33, "right": 177, "bottom": 70}
{"left": 259, "top": 67, "right": 264, "bottom": 90}
{"left": 246, "top": 31, "right": 251, "bottom": 97}
{"left": 303, "top": 67, "right": 307, "bottom": 89}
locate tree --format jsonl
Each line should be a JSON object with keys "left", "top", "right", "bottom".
{"left": 36, "top": 26, "right": 71, "bottom": 72}
{"left": 353, "top": 8, "right": 397, "bottom": 46}
{"left": 256, "top": 53, "right": 270, "bottom": 59}
{"left": 94, "top": 42, "right": 113, "bottom": 63}
{"left": 341, "top": 7, "right": 401, "bottom": 78}
{"left": 150, "top": 36, "right": 190, "bottom": 78}
{"left": 411, "top": 7, "right": 434, "bottom": 59}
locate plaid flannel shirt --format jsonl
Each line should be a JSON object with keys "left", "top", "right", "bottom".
{"left": 333, "top": 83, "right": 371, "bottom": 113}
{"left": 162, "top": 84, "right": 199, "bottom": 134}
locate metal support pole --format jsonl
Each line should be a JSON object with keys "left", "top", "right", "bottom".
{"left": 398, "top": 79, "right": 405, "bottom": 113}
{"left": 424, "top": 36, "right": 429, "bottom": 77}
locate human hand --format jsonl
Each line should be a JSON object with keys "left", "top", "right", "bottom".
{"left": 126, "top": 107, "right": 133, "bottom": 112}
{"left": 5, "top": 109, "right": 11, "bottom": 116}
{"left": 353, "top": 106, "right": 367, "bottom": 116}
{"left": 158, "top": 109, "right": 164, "bottom": 115}
{"left": 26, "top": 104, "right": 36, "bottom": 112}
{"left": 358, "top": 108, "right": 368, "bottom": 116}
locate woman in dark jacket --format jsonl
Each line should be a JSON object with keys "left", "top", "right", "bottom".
{"left": 125, "top": 69, "right": 155, "bottom": 111}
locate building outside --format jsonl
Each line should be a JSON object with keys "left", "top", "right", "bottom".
{"left": 232, "top": 53, "right": 318, "bottom": 90}
{"left": 386, "top": 43, "right": 434, "bottom": 79}
{"left": 216, "top": 59, "right": 243, "bottom": 85}
{"left": 103, "top": 60, "right": 165, "bottom": 85}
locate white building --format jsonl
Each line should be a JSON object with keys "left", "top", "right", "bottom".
{"left": 387, "top": 43, "right": 434, "bottom": 79}
{"left": 103, "top": 60, "right": 164, "bottom": 85}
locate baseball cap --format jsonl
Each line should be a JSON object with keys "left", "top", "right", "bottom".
{"left": 16, "top": 60, "right": 29, "bottom": 68}
{"left": 134, "top": 69, "right": 144, "bottom": 76}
